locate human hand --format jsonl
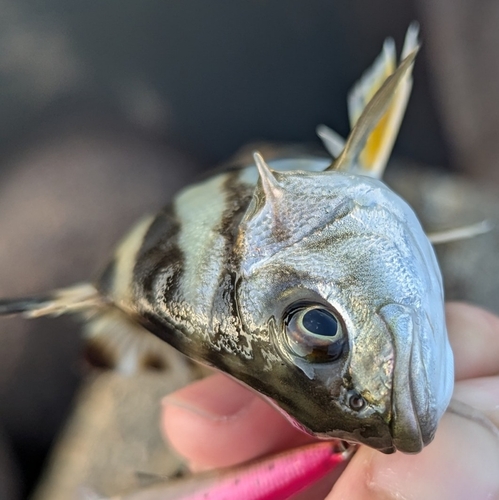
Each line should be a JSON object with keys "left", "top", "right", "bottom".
{"left": 161, "top": 303, "right": 499, "bottom": 499}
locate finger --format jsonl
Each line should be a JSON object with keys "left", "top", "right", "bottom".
{"left": 328, "top": 378, "right": 499, "bottom": 500}
{"left": 161, "top": 373, "right": 314, "bottom": 470}
{"left": 453, "top": 376, "right": 499, "bottom": 428}
{"left": 446, "top": 302, "right": 499, "bottom": 380}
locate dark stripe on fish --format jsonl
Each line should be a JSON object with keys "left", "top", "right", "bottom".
{"left": 207, "top": 172, "right": 255, "bottom": 359}
{"left": 133, "top": 206, "right": 184, "bottom": 308}
{"left": 219, "top": 171, "right": 254, "bottom": 251}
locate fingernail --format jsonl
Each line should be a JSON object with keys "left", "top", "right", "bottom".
{"left": 162, "top": 378, "right": 257, "bottom": 422}
{"left": 162, "top": 396, "right": 253, "bottom": 422}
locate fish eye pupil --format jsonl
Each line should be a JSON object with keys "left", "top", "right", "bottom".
{"left": 348, "top": 392, "right": 365, "bottom": 411}
{"left": 283, "top": 302, "right": 347, "bottom": 363}
{"left": 302, "top": 308, "right": 338, "bottom": 337}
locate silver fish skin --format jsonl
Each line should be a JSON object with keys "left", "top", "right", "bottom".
{"left": 101, "top": 152, "right": 453, "bottom": 454}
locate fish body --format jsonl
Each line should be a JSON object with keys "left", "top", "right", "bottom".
{"left": 0, "top": 24, "right": 455, "bottom": 455}
{"left": 102, "top": 150, "right": 452, "bottom": 453}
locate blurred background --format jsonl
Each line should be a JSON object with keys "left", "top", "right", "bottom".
{"left": 0, "top": 1, "right": 498, "bottom": 498}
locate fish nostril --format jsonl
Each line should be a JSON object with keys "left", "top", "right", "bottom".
{"left": 348, "top": 391, "right": 366, "bottom": 411}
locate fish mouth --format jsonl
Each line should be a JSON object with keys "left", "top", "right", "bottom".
{"left": 380, "top": 303, "right": 429, "bottom": 453}
{"left": 390, "top": 357, "right": 425, "bottom": 453}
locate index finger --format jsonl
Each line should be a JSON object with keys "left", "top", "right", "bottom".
{"left": 446, "top": 302, "right": 499, "bottom": 380}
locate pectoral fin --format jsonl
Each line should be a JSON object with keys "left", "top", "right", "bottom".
{"left": 427, "top": 220, "right": 492, "bottom": 245}
{"left": 0, "top": 282, "right": 104, "bottom": 318}
{"left": 0, "top": 283, "right": 190, "bottom": 376}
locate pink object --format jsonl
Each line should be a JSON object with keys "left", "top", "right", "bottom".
{"left": 176, "top": 441, "right": 353, "bottom": 500}
{"left": 108, "top": 441, "right": 354, "bottom": 500}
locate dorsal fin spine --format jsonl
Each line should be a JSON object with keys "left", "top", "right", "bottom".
{"left": 326, "top": 46, "right": 418, "bottom": 173}
{"left": 253, "top": 152, "right": 283, "bottom": 202}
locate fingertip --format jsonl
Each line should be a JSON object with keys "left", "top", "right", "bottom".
{"left": 453, "top": 377, "right": 499, "bottom": 429}
{"left": 161, "top": 373, "right": 313, "bottom": 469}
{"left": 161, "top": 373, "right": 257, "bottom": 468}
{"left": 446, "top": 302, "right": 499, "bottom": 380}
{"left": 161, "top": 373, "right": 256, "bottom": 423}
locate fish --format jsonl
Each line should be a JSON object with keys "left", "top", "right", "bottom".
{"left": 0, "top": 23, "right": 458, "bottom": 456}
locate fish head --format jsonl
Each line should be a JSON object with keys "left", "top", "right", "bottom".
{"left": 233, "top": 164, "right": 454, "bottom": 453}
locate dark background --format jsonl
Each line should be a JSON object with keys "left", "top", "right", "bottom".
{"left": 0, "top": 1, "right": 448, "bottom": 170}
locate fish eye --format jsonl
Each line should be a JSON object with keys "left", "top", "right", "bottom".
{"left": 348, "top": 390, "right": 366, "bottom": 411}
{"left": 284, "top": 304, "right": 346, "bottom": 362}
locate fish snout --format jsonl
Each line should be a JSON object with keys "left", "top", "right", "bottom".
{"left": 380, "top": 303, "right": 449, "bottom": 453}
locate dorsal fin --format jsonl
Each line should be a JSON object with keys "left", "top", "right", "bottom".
{"left": 324, "top": 23, "right": 419, "bottom": 177}
{"left": 253, "top": 151, "right": 283, "bottom": 203}
{"left": 316, "top": 125, "right": 345, "bottom": 158}
{"left": 348, "top": 37, "right": 396, "bottom": 128}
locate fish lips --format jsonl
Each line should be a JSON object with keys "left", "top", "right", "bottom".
{"left": 380, "top": 303, "right": 438, "bottom": 453}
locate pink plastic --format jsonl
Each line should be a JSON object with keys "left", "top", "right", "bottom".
{"left": 180, "top": 441, "right": 351, "bottom": 500}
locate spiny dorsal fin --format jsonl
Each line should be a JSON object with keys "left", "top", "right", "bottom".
{"left": 348, "top": 37, "right": 396, "bottom": 128}
{"left": 325, "top": 23, "right": 419, "bottom": 177}
{"left": 253, "top": 151, "right": 283, "bottom": 203}
{"left": 316, "top": 125, "right": 345, "bottom": 159}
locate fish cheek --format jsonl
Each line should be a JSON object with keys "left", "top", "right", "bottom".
{"left": 233, "top": 269, "right": 366, "bottom": 435}
{"left": 231, "top": 350, "right": 353, "bottom": 436}
{"left": 273, "top": 362, "right": 350, "bottom": 434}
{"left": 249, "top": 325, "right": 354, "bottom": 436}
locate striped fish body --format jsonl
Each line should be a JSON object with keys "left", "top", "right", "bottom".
{"left": 101, "top": 152, "right": 452, "bottom": 453}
